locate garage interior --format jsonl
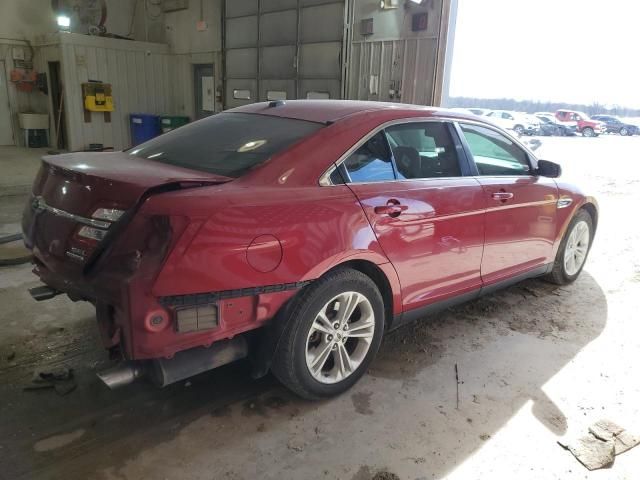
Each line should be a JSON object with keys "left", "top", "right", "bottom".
{"left": 1, "top": 1, "right": 640, "bottom": 479}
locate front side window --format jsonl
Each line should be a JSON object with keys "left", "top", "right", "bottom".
{"left": 342, "top": 131, "right": 395, "bottom": 183}
{"left": 460, "top": 124, "right": 531, "bottom": 176}
{"left": 128, "top": 112, "right": 323, "bottom": 177}
{"left": 385, "top": 122, "right": 461, "bottom": 179}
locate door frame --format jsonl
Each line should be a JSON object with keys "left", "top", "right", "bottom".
{"left": 193, "top": 63, "right": 215, "bottom": 120}
{"left": 48, "top": 61, "right": 67, "bottom": 150}
{"left": 0, "top": 60, "right": 15, "bottom": 146}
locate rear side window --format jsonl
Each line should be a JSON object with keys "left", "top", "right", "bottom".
{"left": 128, "top": 112, "right": 323, "bottom": 177}
{"left": 342, "top": 132, "right": 395, "bottom": 183}
{"left": 385, "top": 122, "right": 461, "bottom": 179}
{"left": 460, "top": 124, "right": 531, "bottom": 176}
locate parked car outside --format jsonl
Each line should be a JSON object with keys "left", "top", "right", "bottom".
{"left": 22, "top": 101, "right": 598, "bottom": 399}
{"left": 522, "top": 114, "right": 542, "bottom": 136}
{"left": 555, "top": 110, "right": 605, "bottom": 137}
{"left": 485, "top": 110, "right": 538, "bottom": 135}
{"left": 535, "top": 114, "right": 576, "bottom": 136}
{"left": 467, "top": 108, "right": 491, "bottom": 116}
{"left": 591, "top": 115, "right": 639, "bottom": 136}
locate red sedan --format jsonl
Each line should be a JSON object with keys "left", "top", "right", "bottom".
{"left": 22, "top": 101, "right": 597, "bottom": 399}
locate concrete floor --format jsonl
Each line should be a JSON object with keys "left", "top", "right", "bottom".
{"left": 1, "top": 136, "right": 639, "bottom": 479}
{"left": 0, "top": 146, "right": 50, "bottom": 198}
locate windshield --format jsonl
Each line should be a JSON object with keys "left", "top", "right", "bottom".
{"left": 128, "top": 113, "right": 324, "bottom": 177}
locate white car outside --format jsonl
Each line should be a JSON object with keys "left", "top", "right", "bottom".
{"left": 485, "top": 110, "right": 537, "bottom": 135}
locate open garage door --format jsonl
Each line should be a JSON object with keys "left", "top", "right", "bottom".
{"left": 223, "top": 0, "right": 345, "bottom": 108}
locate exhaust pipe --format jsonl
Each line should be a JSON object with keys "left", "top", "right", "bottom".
{"left": 29, "top": 285, "right": 61, "bottom": 301}
{"left": 97, "top": 336, "right": 248, "bottom": 389}
{"left": 149, "top": 337, "right": 249, "bottom": 387}
{"left": 97, "top": 362, "right": 146, "bottom": 389}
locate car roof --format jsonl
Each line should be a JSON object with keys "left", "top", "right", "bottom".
{"left": 228, "top": 100, "right": 459, "bottom": 124}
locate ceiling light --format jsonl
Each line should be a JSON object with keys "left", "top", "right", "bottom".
{"left": 57, "top": 15, "right": 71, "bottom": 29}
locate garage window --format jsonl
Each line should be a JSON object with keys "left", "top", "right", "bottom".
{"left": 128, "top": 113, "right": 323, "bottom": 178}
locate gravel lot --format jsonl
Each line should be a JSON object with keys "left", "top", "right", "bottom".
{"left": 0, "top": 135, "right": 639, "bottom": 480}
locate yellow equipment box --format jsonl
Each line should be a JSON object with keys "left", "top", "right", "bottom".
{"left": 82, "top": 82, "right": 114, "bottom": 112}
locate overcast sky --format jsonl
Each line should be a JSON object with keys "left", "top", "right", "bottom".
{"left": 448, "top": 0, "right": 640, "bottom": 108}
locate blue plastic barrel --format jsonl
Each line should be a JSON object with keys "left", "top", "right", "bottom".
{"left": 129, "top": 113, "right": 161, "bottom": 146}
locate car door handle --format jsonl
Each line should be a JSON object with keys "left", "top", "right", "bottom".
{"left": 374, "top": 202, "right": 408, "bottom": 217}
{"left": 491, "top": 192, "right": 514, "bottom": 201}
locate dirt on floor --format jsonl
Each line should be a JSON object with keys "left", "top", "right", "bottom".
{"left": 0, "top": 136, "right": 639, "bottom": 480}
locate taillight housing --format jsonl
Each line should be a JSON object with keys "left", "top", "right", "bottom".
{"left": 78, "top": 225, "right": 109, "bottom": 241}
{"left": 92, "top": 208, "right": 125, "bottom": 222}
{"left": 77, "top": 207, "right": 126, "bottom": 241}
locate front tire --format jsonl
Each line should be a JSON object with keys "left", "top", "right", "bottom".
{"left": 514, "top": 124, "right": 525, "bottom": 135}
{"left": 582, "top": 127, "right": 595, "bottom": 137}
{"left": 546, "top": 209, "right": 594, "bottom": 285}
{"left": 271, "top": 269, "right": 385, "bottom": 399}
{"left": 620, "top": 127, "right": 629, "bottom": 136}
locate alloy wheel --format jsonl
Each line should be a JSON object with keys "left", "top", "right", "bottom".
{"left": 563, "top": 220, "right": 590, "bottom": 276}
{"left": 305, "top": 291, "right": 375, "bottom": 384}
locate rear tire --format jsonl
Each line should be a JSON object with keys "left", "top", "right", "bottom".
{"left": 514, "top": 124, "right": 525, "bottom": 135}
{"left": 271, "top": 268, "right": 385, "bottom": 399}
{"left": 546, "top": 209, "right": 594, "bottom": 285}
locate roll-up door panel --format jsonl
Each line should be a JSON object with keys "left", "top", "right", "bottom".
{"left": 300, "top": 3, "right": 344, "bottom": 43}
{"left": 261, "top": 0, "right": 297, "bottom": 12}
{"left": 226, "top": 49, "right": 258, "bottom": 78}
{"left": 225, "top": 0, "right": 258, "bottom": 17}
{"left": 260, "top": 79, "right": 296, "bottom": 101}
{"left": 300, "top": 0, "right": 339, "bottom": 6}
{"left": 260, "top": 10, "right": 297, "bottom": 45}
{"left": 226, "top": 16, "right": 258, "bottom": 48}
{"left": 300, "top": 79, "right": 341, "bottom": 99}
{"left": 226, "top": 80, "right": 258, "bottom": 108}
{"left": 261, "top": 46, "right": 296, "bottom": 78}
{"left": 299, "top": 43, "right": 341, "bottom": 78}
{"left": 224, "top": 0, "right": 345, "bottom": 106}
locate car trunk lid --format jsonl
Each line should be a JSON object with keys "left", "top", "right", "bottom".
{"left": 22, "top": 151, "right": 231, "bottom": 274}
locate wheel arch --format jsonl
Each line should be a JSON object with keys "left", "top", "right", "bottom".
{"left": 250, "top": 258, "right": 401, "bottom": 379}
{"left": 324, "top": 259, "right": 397, "bottom": 329}
{"left": 580, "top": 201, "right": 598, "bottom": 233}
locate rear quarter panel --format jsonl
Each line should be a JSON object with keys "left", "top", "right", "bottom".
{"left": 143, "top": 184, "right": 400, "bottom": 304}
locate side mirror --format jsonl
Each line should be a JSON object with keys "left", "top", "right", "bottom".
{"left": 536, "top": 159, "right": 561, "bottom": 178}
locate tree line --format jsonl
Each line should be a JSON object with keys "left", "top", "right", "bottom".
{"left": 446, "top": 97, "right": 640, "bottom": 117}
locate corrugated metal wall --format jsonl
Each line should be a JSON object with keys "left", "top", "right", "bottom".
{"left": 346, "top": 0, "right": 449, "bottom": 106}
{"left": 348, "top": 37, "right": 438, "bottom": 104}
{"left": 56, "top": 34, "right": 174, "bottom": 151}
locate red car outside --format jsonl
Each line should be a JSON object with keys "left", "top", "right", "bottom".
{"left": 555, "top": 109, "right": 605, "bottom": 137}
{"left": 23, "top": 101, "right": 598, "bottom": 399}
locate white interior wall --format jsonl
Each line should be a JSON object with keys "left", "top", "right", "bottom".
{"left": 54, "top": 33, "right": 173, "bottom": 151}
{"left": 165, "top": 0, "right": 223, "bottom": 117}
{"left": 0, "top": 0, "right": 57, "bottom": 145}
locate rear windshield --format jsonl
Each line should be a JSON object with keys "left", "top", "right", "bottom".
{"left": 128, "top": 112, "right": 323, "bottom": 177}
